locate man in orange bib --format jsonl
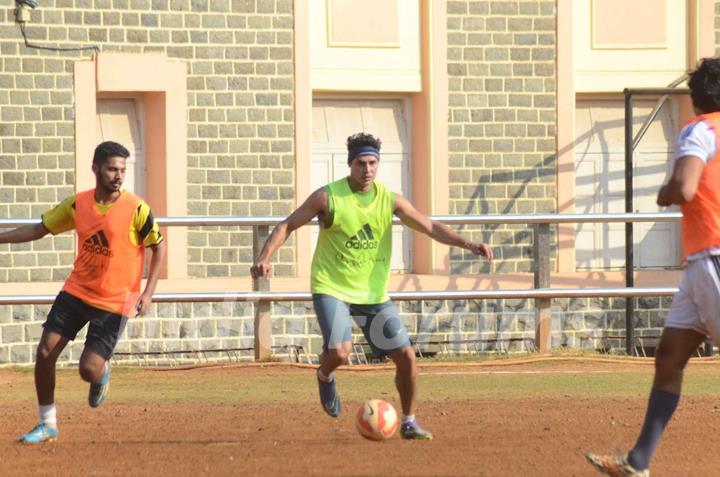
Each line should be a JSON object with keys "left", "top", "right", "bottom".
{"left": 586, "top": 58, "right": 720, "bottom": 476}
{"left": 0, "top": 141, "right": 166, "bottom": 443}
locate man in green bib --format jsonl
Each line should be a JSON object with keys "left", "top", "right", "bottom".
{"left": 251, "top": 133, "right": 493, "bottom": 440}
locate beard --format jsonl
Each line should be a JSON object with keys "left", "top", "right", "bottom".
{"left": 98, "top": 176, "right": 122, "bottom": 193}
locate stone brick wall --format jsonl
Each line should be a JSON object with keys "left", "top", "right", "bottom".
{"left": 446, "top": 0, "right": 557, "bottom": 274}
{"left": 0, "top": 0, "right": 295, "bottom": 282}
{"left": 0, "top": 296, "right": 672, "bottom": 366}
{"left": 0, "top": 1, "right": 692, "bottom": 365}
{"left": 0, "top": 0, "right": 297, "bottom": 363}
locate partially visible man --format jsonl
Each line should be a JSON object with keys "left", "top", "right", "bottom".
{"left": 0, "top": 141, "right": 166, "bottom": 443}
{"left": 586, "top": 57, "right": 720, "bottom": 476}
{"left": 252, "top": 132, "right": 493, "bottom": 440}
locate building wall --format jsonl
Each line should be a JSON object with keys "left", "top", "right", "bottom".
{"left": 0, "top": 0, "right": 297, "bottom": 363}
{"left": 0, "top": 1, "right": 716, "bottom": 364}
{"left": 446, "top": 1, "right": 557, "bottom": 274}
{"left": 0, "top": 0, "right": 296, "bottom": 282}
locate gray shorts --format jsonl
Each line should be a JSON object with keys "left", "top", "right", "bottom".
{"left": 312, "top": 293, "right": 411, "bottom": 357}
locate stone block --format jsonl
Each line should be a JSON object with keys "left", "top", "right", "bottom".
{"left": 232, "top": 0, "right": 255, "bottom": 12}
{"left": 3, "top": 324, "right": 24, "bottom": 343}
{"left": 24, "top": 323, "right": 42, "bottom": 342}
{"left": 216, "top": 319, "right": 240, "bottom": 337}
{"left": 126, "top": 321, "right": 144, "bottom": 339}
{"left": 10, "top": 344, "right": 32, "bottom": 364}
{"left": 11, "top": 305, "right": 33, "bottom": 322}
{"left": 179, "top": 320, "right": 198, "bottom": 339}
{"left": 144, "top": 320, "right": 162, "bottom": 339}
{"left": 199, "top": 319, "right": 216, "bottom": 337}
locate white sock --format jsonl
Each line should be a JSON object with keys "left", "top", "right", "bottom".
{"left": 39, "top": 403, "right": 57, "bottom": 427}
{"left": 402, "top": 414, "right": 415, "bottom": 424}
{"left": 317, "top": 368, "right": 334, "bottom": 382}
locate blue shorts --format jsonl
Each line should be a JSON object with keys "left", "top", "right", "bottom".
{"left": 312, "top": 293, "right": 411, "bottom": 357}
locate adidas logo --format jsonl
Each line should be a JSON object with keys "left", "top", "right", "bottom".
{"left": 82, "top": 230, "right": 114, "bottom": 257}
{"left": 345, "top": 223, "right": 379, "bottom": 250}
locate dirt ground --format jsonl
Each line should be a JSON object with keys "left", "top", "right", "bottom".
{"left": 1, "top": 359, "right": 719, "bottom": 476}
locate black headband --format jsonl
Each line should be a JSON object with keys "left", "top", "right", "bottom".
{"left": 347, "top": 146, "right": 380, "bottom": 165}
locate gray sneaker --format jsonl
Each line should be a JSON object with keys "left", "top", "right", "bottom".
{"left": 400, "top": 420, "right": 433, "bottom": 440}
{"left": 317, "top": 370, "right": 341, "bottom": 417}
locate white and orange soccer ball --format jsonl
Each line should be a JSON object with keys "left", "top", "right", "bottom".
{"left": 355, "top": 399, "right": 399, "bottom": 441}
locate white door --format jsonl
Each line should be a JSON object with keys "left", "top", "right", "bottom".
{"left": 311, "top": 98, "right": 412, "bottom": 272}
{"left": 96, "top": 99, "right": 146, "bottom": 198}
{"left": 574, "top": 99, "right": 680, "bottom": 269}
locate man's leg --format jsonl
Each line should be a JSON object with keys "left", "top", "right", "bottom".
{"left": 82, "top": 312, "right": 125, "bottom": 408}
{"left": 388, "top": 345, "right": 432, "bottom": 440}
{"left": 20, "top": 329, "right": 68, "bottom": 443}
{"left": 388, "top": 345, "right": 417, "bottom": 416}
{"left": 319, "top": 341, "right": 353, "bottom": 378}
{"left": 313, "top": 294, "right": 353, "bottom": 417}
{"left": 78, "top": 347, "right": 107, "bottom": 383}
{"left": 80, "top": 347, "right": 111, "bottom": 408}
{"left": 361, "top": 301, "right": 432, "bottom": 440}
{"left": 586, "top": 327, "right": 705, "bottom": 475}
{"left": 35, "top": 329, "right": 69, "bottom": 406}
{"left": 626, "top": 327, "right": 705, "bottom": 469}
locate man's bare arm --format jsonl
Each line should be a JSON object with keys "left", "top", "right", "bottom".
{"left": 657, "top": 156, "right": 705, "bottom": 206}
{"left": 0, "top": 223, "right": 50, "bottom": 245}
{"left": 250, "top": 188, "right": 328, "bottom": 278}
{"left": 135, "top": 240, "right": 167, "bottom": 317}
{"left": 394, "top": 195, "right": 493, "bottom": 261}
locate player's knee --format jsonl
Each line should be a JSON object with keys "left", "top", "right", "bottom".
{"left": 35, "top": 344, "right": 56, "bottom": 367}
{"left": 654, "top": 345, "right": 685, "bottom": 372}
{"left": 78, "top": 361, "right": 101, "bottom": 382}
{"left": 394, "top": 346, "right": 416, "bottom": 369}
{"left": 328, "top": 346, "right": 350, "bottom": 363}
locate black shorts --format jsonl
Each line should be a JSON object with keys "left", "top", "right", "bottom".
{"left": 43, "top": 291, "right": 127, "bottom": 360}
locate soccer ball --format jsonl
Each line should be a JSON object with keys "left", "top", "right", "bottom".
{"left": 355, "top": 399, "right": 399, "bottom": 441}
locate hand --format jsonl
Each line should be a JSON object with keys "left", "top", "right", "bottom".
{"left": 134, "top": 292, "right": 153, "bottom": 317}
{"left": 250, "top": 261, "right": 272, "bottom": 279}
{"left": 656, "top": 184, "right": 672, "bottom": 207}
{"left": 468, "top": 242, "right": 493, "bottom": 262}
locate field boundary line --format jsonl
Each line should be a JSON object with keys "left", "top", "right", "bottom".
{"left": 134, "top": 355, "right": 720, "bottom": 372}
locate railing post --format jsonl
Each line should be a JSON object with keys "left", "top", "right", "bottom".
{"left": 253, "top": 225, "right": 272, "bottom": 361}
{"left": 533, "top": 223, "right": 551, "bottom": 352}
{"left": 704, "top": 339, "right": 714, "bottom": 357}
{"left": 624, "top": 90, "right": 636, "bottom": 356}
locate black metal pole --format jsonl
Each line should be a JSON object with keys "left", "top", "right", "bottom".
{"left": 704, "top": 339, "right": 714, "bottom": 357}
{"left": 624, "top": 90, "right": 635, "bottom": 356}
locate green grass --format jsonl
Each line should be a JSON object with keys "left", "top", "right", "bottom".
{"left": 3, "top": 361, "right": 720, "bottom": 404}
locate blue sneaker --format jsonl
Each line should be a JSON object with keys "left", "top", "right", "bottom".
{"left": 400, "top": 420, "right": 433, "bottom": 440}
{"left": 317, "top": 370, "right": 341, "bottom": 417}
{"left": 89, "top": 362, "right": 111, "bottom": 408}
{"left": 19, "top": 422, "right": 58, "bottom": 444}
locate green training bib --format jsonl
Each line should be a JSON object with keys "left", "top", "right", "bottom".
{"left": 311, "top": 178, "right": 394, "bottom": 304}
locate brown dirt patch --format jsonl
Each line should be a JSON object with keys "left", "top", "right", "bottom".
{"left": 0, "top": 360, "right": 718, "bottom": 476}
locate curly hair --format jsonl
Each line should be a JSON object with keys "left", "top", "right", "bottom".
{"left": 93, "top": 141, "right": 130, "bottom": 166}
{"left": 688, "top": 57, "right": 720, "bottom": 114}
{"left": 346, "top": 132, "right": 382, "bottom": 152}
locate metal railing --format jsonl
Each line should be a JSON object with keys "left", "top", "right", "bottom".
{"left": 625, "top": 86, "right": 688, "bottom": 354}
{"left": 1, "top": 212, "right": 682, "bottom": 359}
